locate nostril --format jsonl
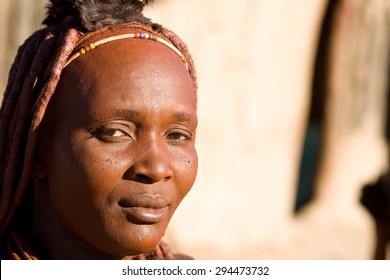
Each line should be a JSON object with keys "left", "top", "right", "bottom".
{"left": 118, "top": 200, "right": 127, "bottom": 207}
{"left": 134, "top": 174, "right": 154, "bottom": 184}
{"left": 131, "top": 174, "right": 171, "bottom": 184}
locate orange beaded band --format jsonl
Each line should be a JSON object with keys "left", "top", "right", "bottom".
{"left": 64, "top": 32, "right": 188, "bottom": 69}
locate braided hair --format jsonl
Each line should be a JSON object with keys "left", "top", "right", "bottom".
{"left": 0, "top": 0, "right": 197, "bottom": 260}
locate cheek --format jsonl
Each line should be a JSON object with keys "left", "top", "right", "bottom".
{"left": 174, "top": 148, "right": 198, "bottom": 200}
{"left": 72, "top": 141, "right": 131, "bottom": 198}
{"left": 46, "top": 135, "right": 135, "bottom": 245}
{"left": 48, "top": 133, "right": 125, "bottom": 212}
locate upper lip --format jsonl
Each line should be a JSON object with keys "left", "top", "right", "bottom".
{"left": 118, "top": 194, "right": 170, "bottom": 209}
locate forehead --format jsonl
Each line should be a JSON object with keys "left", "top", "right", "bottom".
{"left": 50, "top": 38, "right": 196, "bottom": 124}
{"left": 67, "top": 37, "right": 191, "bottom": 91}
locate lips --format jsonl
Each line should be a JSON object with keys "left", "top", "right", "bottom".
{"left": 118, "top": 194, "right": 170, "bottom": 224}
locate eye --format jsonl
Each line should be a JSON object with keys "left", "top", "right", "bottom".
{"left": 104, "top": 129, "right": 126, "bottom": 137}
{"left": 166, "top": 131, "right": 191, "bottom": 142}
{"left": 92, "top": 126, "right": 133, "bottom": 142}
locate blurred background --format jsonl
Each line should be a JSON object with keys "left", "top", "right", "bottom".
{"left": 1, "top": 0, "right": 390, "bottom": 259}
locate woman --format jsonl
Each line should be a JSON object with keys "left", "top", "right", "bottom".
{"left": 0, "top": 0, "right": 198, "bottom": 260}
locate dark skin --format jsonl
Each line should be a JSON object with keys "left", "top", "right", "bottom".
{"left": 30, "top": 37, "right": 198, "bottom": 259}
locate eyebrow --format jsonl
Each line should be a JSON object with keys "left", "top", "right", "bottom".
{"left": 101, "top": 109, "right": 140, "bottom": 119}
{"left": 87, "top": 109, "right": 139, "bottom": 124}
{"left": 173, "top": 112, "right": 197, "bottom": 123}
{"left": 89, "top": 109, "right": 196, "bottom": 125}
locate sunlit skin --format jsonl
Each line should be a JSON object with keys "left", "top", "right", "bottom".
{"left": 30, "top": 35, "right": 198, "bottom": 259}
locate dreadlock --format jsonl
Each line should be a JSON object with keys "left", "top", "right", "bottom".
{"left": 0, "top": 0, "right": 197, "bottom": 260}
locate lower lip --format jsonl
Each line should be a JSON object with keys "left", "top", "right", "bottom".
{"left": 122, "top": 206, "right": 169, "bottom": 224}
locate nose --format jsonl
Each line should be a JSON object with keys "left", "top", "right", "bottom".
{"left": 125, "top": 136, "right": 173, "bottom": 184}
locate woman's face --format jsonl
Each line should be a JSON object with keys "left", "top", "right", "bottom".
{"left": 37, "top": 37, "right": 197, "bottom": 258}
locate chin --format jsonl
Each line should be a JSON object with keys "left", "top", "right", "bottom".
{"left": 111, "top": 225, "right": 165, "bottom": 256}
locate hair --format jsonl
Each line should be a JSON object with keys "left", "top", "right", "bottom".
{"left": 0, "top": 0, "right": 197, "bottom": 259}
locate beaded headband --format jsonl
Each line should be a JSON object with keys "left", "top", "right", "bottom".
{"left": 64, "top": 32, "right": 189, "bottom": 69}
